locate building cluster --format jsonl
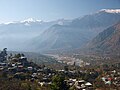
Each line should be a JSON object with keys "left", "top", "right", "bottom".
{"left": 0, "top": 49, "right": 56, "bottom": 86}
{"left": 0, "top": 48, "right": 120, "bottom": 89}
{"left": 101, "top": 69, "right": 120, "bottom": 87}
{"left": 0, "top": 48, "right": 97, "bottom": 89}
{"left": 54, "top": 55, "right": 90, "bottom": 67}
{"left": 66, "top": 79, "right": 93, "bottom": 90}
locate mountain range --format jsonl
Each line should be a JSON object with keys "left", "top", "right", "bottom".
{"left": 0, "top": 9, "right": 120, "bottom": 53}
{"left": 29, "top": 9, "right": 120, "bottom": 52}
{"left": 0, "top": 18, "right": 71, "bottom": 51}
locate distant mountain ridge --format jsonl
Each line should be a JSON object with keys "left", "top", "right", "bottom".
{"left": 29, "top": 9, "right": 120, "bottom": 52}
{"left": 86, "top": 22, "right": 120, "bottom": 55}
{"left": 0, "top": 9, "right": 120, "bottom": 52}
{"left": 0, "top": 18, "right": 71, "bottom": 51}
{"left": 98, "top": 9, "right": 120, "bottom": 13}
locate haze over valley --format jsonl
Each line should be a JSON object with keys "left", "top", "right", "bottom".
{"left": 0, "top": 9, "right": 120, "bottom": 54}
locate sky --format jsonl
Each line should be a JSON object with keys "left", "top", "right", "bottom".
{"left": 0, "top": 0, "right": 120, "bottom": 23}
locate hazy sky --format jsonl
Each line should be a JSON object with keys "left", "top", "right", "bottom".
{"left": 0, "top": 0, "right": 120, "bottom": 23}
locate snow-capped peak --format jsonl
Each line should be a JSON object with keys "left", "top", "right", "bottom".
{"left": 99, "top": 9, "right": 120, "bottom": 13}
{"left": 1, "top": 18, "right": 43, "bottom": 25}
{"left": 4, "top": 21, "right": 17, "bottom": 25}
{"left": 20, "top": 18, "right": 42, "bottom": 23}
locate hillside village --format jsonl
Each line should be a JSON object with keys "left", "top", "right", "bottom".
{"left": 0, "top": 48, "right": 120, "bottom": 90}
{"left": 0, "top": 0, "right": 120, "bottom": 90}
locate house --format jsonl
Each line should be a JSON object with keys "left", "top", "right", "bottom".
{"left": 74, "top": 80, "right": 86, "bottom": 90}
{"left": 85, "top": 82, "right": 93, "bottom": 89}
{"left": 66, "top": 79, "right": 76, "bottom": 86}
{"left": 27, "top": 67, "right": 33, "bottom": 71}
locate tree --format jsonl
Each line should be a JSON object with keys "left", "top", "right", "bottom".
{"left": 21, "top": 53, "right": 25, "bottom": 57}
{"left": 64, "top": 66, "right": 68, "bottom": 71}
{"left": 84, "top": 72, "right": 90, "bottom": 81}
{"left": 14, "top": 53, "right": 21, "bottom": 58}
{"left": 0, "top": 48, "right": 7, "bottom": 62}
{"left": 50, "top": 75, "right": 69, "bottom": 90}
